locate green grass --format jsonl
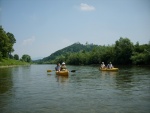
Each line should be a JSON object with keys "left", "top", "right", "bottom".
{"left": 0, "top": 58, "right": 29, "bottom": 66}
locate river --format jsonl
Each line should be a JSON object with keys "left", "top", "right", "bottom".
{"left": 0, "top": 65, "right": 150, "bottom": 113}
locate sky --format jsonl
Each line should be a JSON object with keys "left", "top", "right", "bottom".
{"left": 0, "top": 0, "right": 150, "bottom": 60}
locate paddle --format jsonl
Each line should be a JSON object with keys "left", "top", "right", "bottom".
{"left": 70, "top": 70, "right": 76, "bottom": 72}
{"left": 47, "top": 70, "right": 52, "bottom": 72}
{"left": 47, "top": 70, "right": 76, "bottom": 72}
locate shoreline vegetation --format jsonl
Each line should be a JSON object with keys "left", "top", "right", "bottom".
{"left": 0, "top": 59, "right": 30, "bottom": 68}
{"left": 0, "top": 26, "right": 32, "bottom": 66}
{"left": 1, "top": 26, "right": 150, "bottom": 66}
{"left": 34, "top": 38, "right": 150, "bottom": 65}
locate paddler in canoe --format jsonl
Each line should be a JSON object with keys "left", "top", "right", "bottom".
{"left": 100, "top": 62, "right": 118, "bottom": 71}
{"left": 55, "top": 63, "right": 61, "bottom": 71}
{"left": 55, "top": 62, "right": 67, "bottom": 71}
{"left": 56, "top": 62, "right": 69, "bottom": 76}
{"left": 60, "top": 62, "right": 67, "bottom": 71}
{"left": 107, "top": 62, "right": 114, "bottom": 69}
{"left": 101, "top": 62, "right": 106, "bottom": 69}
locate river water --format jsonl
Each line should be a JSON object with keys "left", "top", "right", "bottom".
{"left": 0, "top": 65, "right": 150, "bottom": 113}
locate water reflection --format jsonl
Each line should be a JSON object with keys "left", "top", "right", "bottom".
{"left": 55, "top": 75, "right": 69, "bottom": 84}
{"left": 47, "top": 72, "right": 52, "bottom": 76}
{"left": 0, "top": 68, "right": 13, "bottom": 94}
{"left": 0, "top": 65, "right": 150, "bottom": 113}
{"left": 115, "top": 70, "right": 134, "bottom": 90}
{"left": 100, "top": 71, "right": 118, "bottom": 82}
{"left": 101, "top": 71, "right": 118, "bottom": 77}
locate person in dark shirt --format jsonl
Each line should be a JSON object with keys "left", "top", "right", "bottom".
{"left": 55, "top": 63, "right": 60, "bottom": 71}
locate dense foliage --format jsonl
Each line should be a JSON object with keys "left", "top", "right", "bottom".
{"left": 36, "top": 38, "right": 150, "bottom": 65}
{"left": 39, "top": 42, "right": 98, "bottom": 64}
{"left": 0, "top": 26, "right": 31, "bottom": 63}
{"left": 21, "top": 54, "right": 31, "bottom": 63}
{"left": 0, "top": 26, "right": 16, "bottom": 59}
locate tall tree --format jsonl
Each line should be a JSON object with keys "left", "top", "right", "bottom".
{"left": 6, "top": 32, "right": 16, "bottom": 57}
{"left": 0, "top": 26, "right": 10, "bottom": 57}
{"left": 14, "top": 54, "right": 19, "bottom": 60}
{"left": 21, "top": 54, "right": 31, "bottom": 62}
{"left": 0, "top": 26, "right": 16, "bottom": 58}
{"left": 114, "top": 37, "right": 134, "bottom": 64}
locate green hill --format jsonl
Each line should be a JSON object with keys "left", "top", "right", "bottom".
{"left": 34, "top": 38, "right": 150, "bottom": 65}
{"left": 34, "top": 42, "right": 98, "bottom": 64}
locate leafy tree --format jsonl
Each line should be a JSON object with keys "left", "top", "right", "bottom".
{"left": 0, "top": 26, "right": 33, "bottom": 63}
{"left": 131, "top": 53, "right": 145, "bottom": 65}
{"left": 9, "top": 54, "right": 14, "bottom": 59}
{"left": 114, "top": 37, "right": 133, "bottom": 64}
{"left": 0, "top": 26, "right": 10, "bottom": 57}
{"left": 6, "top": 32, "right": 16, "bottom": 56}
{"left": 6, "top": 32, "right": 16, "bottom": 44}
{"left": 14, "top": 54, "right": 19, "bottom": 60}
{"left": 0, "top": 52, "right": 2, "bottom": 60}
{"left": 21, "top": 54, "right": 31, "bottom": 62}
{"left": 131, "top": 43, "right": 150, "bottom": 65}
{"left": 0, "top": 26, "right": 16, "bottom": 58}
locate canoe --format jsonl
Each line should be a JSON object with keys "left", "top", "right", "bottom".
{"left": 100, "top": 68, "right": 119, "bottom": 71}
{"left": 56, "top": 70, "right": 69, "bottom": 76}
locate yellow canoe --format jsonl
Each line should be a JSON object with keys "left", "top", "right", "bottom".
{"left": 100, "top": 68, "right": 119, "bottom": 71}
{"left": 56, "top": 70, "right": 69, "bottom": 76}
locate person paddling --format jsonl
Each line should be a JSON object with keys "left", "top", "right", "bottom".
{"left": 107, "top": 62, "right": 113, "bottom": 69}
{"left": 101, "top": 62, "right": 106, "bottom": 69}
{"left": 60, "top": 62, "right": 67, "bottom": 71}
{"left": 55, "top": 63, "right": 60, "bottom": 71}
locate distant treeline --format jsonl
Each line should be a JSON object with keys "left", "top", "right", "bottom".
{"left": 36, "top": 38, "right": 150, "bottom": 65}
{"left": 0, "top": 26, "right": 31, "bottom": 62}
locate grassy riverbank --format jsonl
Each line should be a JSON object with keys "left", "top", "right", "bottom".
{"left": 0, "top": 59, "right": 29, "bottom": 67}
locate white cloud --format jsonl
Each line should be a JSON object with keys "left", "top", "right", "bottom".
{"left": 80, "top": 3, "right": 95, "bottom": 11}
{"left": 22, "top": 36, "right": 35, "bottom": 46}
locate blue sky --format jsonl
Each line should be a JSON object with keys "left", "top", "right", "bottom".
{"left": 0, "top": 0, "right": 150, "bottom": 59}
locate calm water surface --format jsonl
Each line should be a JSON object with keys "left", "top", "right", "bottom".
{"left": 0, "top": 65, "right": 150, "bottom": 113}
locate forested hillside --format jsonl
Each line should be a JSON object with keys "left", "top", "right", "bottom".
{"left": 34, "top": 38, "right": 150, "bottom": 65}
{"left": 35, "top": 42, "right": 98, "bottom": 64}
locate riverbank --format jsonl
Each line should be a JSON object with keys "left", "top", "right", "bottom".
{"left": 0, "top": 59, "right": 30, "bottom": 68}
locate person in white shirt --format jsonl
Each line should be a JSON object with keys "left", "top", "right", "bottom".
{"left": 101, "top": 62, "right": 105, "bottom": 69}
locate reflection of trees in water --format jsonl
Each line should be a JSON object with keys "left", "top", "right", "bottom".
{"left": 55, "top": 75, "right": 69, "bottom": 84}
{"left": 101, "top": 71, "right": 118, "bottom": 76}
{"left": 0, "top": 68, "right": 13, "bottom": 94}
{"left": 115, "top": 71, "right": 134, "bottom": 90}
{"left": 101, "top": 71, "right": 118, "bottom": 79}
{"left": 0, "top": 68, "right": 14, "bottom": 113}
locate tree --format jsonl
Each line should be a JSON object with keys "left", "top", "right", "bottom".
{"left": 6, "top": 32, "right": 16, "bottom": 56}
{"left": 14, "top": 54, "right": 19, "bottom": 60}
{"left": 131, "top": 43, "right": 150, "bottom": 65}
{"left": 114, "top": 37, "right": 134, "bottom": 64}
{"left": 9, "top": 54, "right": 14, "bottom": 59}
{"left": 21, "top": 54, "right": 31, "bottom": 62}
{"left": 0, "top": 26, "right": 10, "bottom": 57}
{"left": 0, "top": 52, "right": 2, "bottom": 60}
{"left": 0, "top": 26, "right": 16, "bottom": 58}
{"left": 6, "top": 32, "right": 16, "bottom": 44}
